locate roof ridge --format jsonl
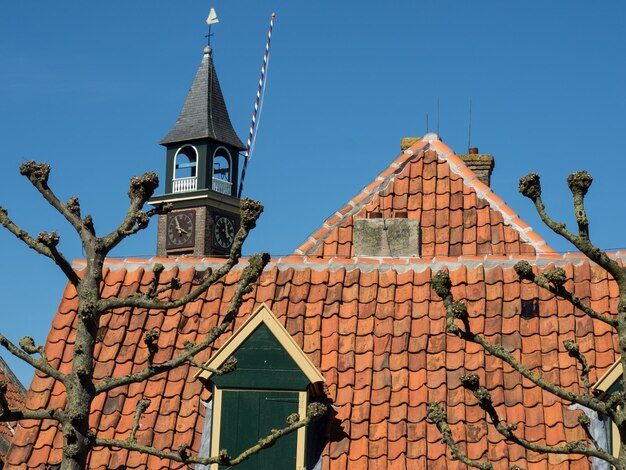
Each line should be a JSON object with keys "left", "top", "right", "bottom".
{"left": 281, "top": 252, "right": 625, "bottom": 271}
{"left": 293, "top": 135, "right": 555, "bottom": 256}
{"left": 81, "top": 252, "right": 626, "bottom": 274}
{"left": 73, "top": 257, "right": 233, "bottom": 273}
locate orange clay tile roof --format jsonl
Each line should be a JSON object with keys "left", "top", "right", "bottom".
{"left": 0, "top": 356, "right": 26, "bottom": 463}
{"left": 294, "top": 135, "right": 555, "bottom": 258}
{"left": 5, "top": 253, "right": 621, "bottom": 469}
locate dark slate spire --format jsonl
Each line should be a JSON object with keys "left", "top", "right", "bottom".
{"left": 161, "top": 46, "right": 245, "bottom": 150}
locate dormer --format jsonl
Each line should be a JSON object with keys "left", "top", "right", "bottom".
{"left": 196, "top": 305, "right": 325, "bottom": 469}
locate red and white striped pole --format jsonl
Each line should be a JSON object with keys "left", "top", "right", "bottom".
{"left": 238, "top": 12, "right": 275, "bottom": 198}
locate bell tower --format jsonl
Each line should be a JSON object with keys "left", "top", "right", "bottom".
{"left": 150, "top": 44, "right": 246, "bottom": 258}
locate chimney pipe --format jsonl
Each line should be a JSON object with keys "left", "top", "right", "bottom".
{"left": 459, "top": 148, "right": 495, "bottom": 187}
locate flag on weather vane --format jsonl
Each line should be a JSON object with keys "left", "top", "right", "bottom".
{"left": 206, "top": 8, "right": 219, "bottom": 25}
{"left": 205, "top": 8, "right": 219, "bottom": 46}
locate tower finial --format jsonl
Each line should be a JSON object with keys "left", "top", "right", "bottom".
{"left": 206, "top": 8, "right": 219, "bottom": 46}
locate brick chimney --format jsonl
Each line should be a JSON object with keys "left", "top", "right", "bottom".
{"left": 400, "top": 138, "right": 495, "bottom": 186}
{"left": 458, "top": 147, "right": 495, "bottom": 187}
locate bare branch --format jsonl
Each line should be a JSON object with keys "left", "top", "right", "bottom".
{"left": 427, "top": 402, "right": 493, "bottom": 470}
{"left": 563, "top": 340, "right": 591, "bottom": 395}
{"left": 95, "top": 252, "right": 270, "bottom": 394}
{"left": 3, "top": 159, "right": 272, "bottom": 468}
{"left": 0, "top": 333, "right": 66, "bottom": 382}
{"left": 101, "top": 261, "right": 229, "bottom": 311}
{"left": 66, "top": 196, "right": 81, "bottom": 218}
{"left": 83, "top": 214, "right": 95, "bottom": 236}
{"left": 577, "top": 412, "right": 601, "bottom": 450}
{"left": 431, "top": 270, "right": 609, "bottom": 416}
{"left": 113, "top": 206, "right": 167, "bottom": 239}
{"left": 152, "top": 278, "right": 182, "bottom": 297}
{"left": 0, "top": 209, "right": 79, "bottom": 286}
{"left": 0, "top": 379, "right": 64, "bottom": 422}
{"left": 94, "top": 402, "right": 327, "bottom": 465}
{"left": 100, "top": 172, "right": 160, "bottom": 251}
{"left": 144, "top": 263, "right": 164, "bottom": 299}
{"left": 129, "top": 398, "right": 151, "bottom": 442}
{"left": 0, "top": 407, "right": 64, "bottom": 423}
{"left": 518, "top": 173, "right": 624, "bottom": 283}
{"left": 188, "top": 356, "right": 237, "bottom": 376}
{"left": 99, "top": 198, "right": 264, "bottom": 312}
{"left": 514, "top": 261, "right": 617, "bottom": 328}
{"left": 459, "top": 374, "right": 619, "bottom": 468}
{"left": 567, "top": 171, "right": 593, "bottom": 240}
{"left": 143, "top": 330, "right": 159, "bottom": 367}
{"left": 227, "top": 402, "right": 327, "bottom": 466}
{"left": 19, "top": 162, "right": 91, "bottom": 242}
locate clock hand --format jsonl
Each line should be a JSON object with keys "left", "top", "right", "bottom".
{"left": 175, "top": 219, "right": 188, "bottom": 235}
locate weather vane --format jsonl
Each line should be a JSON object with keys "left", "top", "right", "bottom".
{"left": 205, "top": 8, "right": 219, "bottom": 46}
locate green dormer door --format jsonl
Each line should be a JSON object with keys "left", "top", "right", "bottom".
{"left": 218, "top": 390, "right": 300, "bottom": 470}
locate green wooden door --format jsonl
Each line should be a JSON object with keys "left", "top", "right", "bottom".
{"left": 219, "top": 390, "right": 300, "bottom": 470}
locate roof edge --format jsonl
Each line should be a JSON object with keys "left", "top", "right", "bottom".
{"left": 0, "top": 356, "right": 26, "bottom": 397}
{"left": 293, "top": 138, "right": 430, "bottom": 255}
{"left": 429, "top": 139, "right": 555, "bottom": 254}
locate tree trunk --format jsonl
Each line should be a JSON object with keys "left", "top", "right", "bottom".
{"left": 60, "top": 264, "right": 101, "bottom": 470}
{"left": 59, "top": 372, "right": 94, "bottom": 469}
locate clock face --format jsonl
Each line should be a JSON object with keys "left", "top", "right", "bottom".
{"left": 214, "top": 216, "right": 236, "bottom": 250}
{"left": 166, "top": 211, "right": 195, "bottom": 249}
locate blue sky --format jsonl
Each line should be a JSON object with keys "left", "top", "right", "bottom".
{"left": 1, "top": 1, "right": 625, "bottom": 385}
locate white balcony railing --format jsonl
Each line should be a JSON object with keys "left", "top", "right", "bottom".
{"left": 173, "top": 177, "right": 197, "bottom": 193}
{"left": 212, "top": 178, "right": 232, "bottom": 195}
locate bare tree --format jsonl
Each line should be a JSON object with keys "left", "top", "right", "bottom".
{"left": 0, "top": 162, "right": 326, "bottom": 470}
{"left": 427, "top": 170, "right": 626, "bottom": 469}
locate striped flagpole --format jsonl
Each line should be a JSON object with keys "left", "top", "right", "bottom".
{"left": 238, "top": 12, "right": 275, "bottom": 198}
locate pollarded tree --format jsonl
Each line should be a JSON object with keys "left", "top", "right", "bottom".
{"left": 0, "top": 162, "right": 326, "bottom": 470}
{"left": 428, "top": 170, "right": 626, "bottom": 469}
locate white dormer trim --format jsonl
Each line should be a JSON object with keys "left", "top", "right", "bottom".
{"left": 196, "top": 303, "right": 325, "bottom": 385}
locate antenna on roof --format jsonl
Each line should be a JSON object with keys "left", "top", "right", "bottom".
{"left": 206, "top": 8, "right": 219, "bottom": 46}
{"left": 467, "top": 98, "right": 473, "bottom": 149}
{"left": 238, "top": 12, "right": 276, "bottom": 198}
{"left": 436, "top": 97, "right": 440, "bottom": 136}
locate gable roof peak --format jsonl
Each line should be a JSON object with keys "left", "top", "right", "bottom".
{"left": 423, "top": 132, "right": 441, "bottom": 142}
{"left": 295, "top": 137, "right": 555, "bottom": 257}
